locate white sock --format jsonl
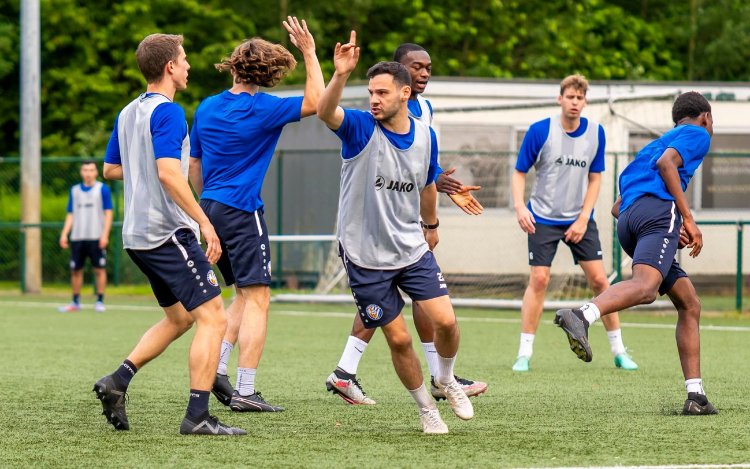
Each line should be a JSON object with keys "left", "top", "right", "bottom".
{"left": 518, "top": 333, "right": 535, "bottom": 358}
{"left": 580, "top": 303, "right": 601, "bottom": 325}
{"left": 421, "top": 342, "right": 439, "bottom": 377}
{"left": 436, "top": 354, "right": 456, "bottom": 386}
{"left": 685, "top": 378, "right": 705, "bottom": 395}
{"left": 606, "top": 329, "right": 626, "bottom": 356}
{"left": 217, "top": 340, "right": 233, "bottom": 376}
{"left": 337, "top": 336, "right": 368, "bottom": 375}
{"left": 408, "top": 383, "right": 435, "bottom": 412}
{"left": 236, "top": 367, "right": 256, "bottom": 396}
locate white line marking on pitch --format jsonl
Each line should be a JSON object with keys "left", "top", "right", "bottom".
{"left": 2, "top": 300, "right": 750, "bottom": 332}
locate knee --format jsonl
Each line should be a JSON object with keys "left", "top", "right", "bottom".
{"left": 678, "top": 296, "right": 701, "bottom": 320}
{"left": 387, "top": 331, "right": 413, "bottom": 354}
{"left": 169, "top": 314, "right": 195, "bottom": 334}
{"left": 589, "top": 275, "right": 609, "bottom": 294}
{"left": 528, "top": 271, "right": 550, "bottom": 292}
{"left": 635, "top": 283, "right": 659, "bottom": 305}
{"left": 431, "top": 313, "right": 457, "bottom": 332}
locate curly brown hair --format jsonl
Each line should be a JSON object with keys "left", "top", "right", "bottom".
{"left": 215, "top": 38, "right": 297, "bottom": 88}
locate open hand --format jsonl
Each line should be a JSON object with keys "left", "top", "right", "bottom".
{"left": 282, "top": 16, "right": 315, "bottom": 55}
{"left": 333, "top": 30, "right": 360, "bottom": 75}
{"left": 448, "top": 190, "right": 483, "bottom": 215}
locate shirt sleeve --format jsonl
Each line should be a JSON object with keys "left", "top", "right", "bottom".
{"left": 150, "top": 102, "right": 187, "bottom": 160}
{"left": 103, "top": 114, "right": 121, "bottom": 165}
{"left": 66, "top": 187, "right": 73, "bottom": 213}
{"left": 589, "top": 124, "right": 606, "bottom": 173}
{"left": 189, "top": 105, "right": 202, "bottom": 159}
{"left": 101, "top": 184, "right": 113, "bottom": 211}
{"left": 334, "top": 109, "right": 376, "bottom": 160}
{"left": 426, "top": 128, "right": 439, "bottom": 185}
{"left": 668, "top": 126, "right": 711, "bottom": 168}
{"left": 260, "top": 95, "right": 304, "bottom": 129}
{"left": 515, "top": 118, "right": 549, "bottom": 173}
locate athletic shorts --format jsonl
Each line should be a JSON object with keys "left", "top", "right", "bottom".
{"left": 528, "top": 219, "right": 603, "bottom": 266}
{"left": 126, "top": 229, "right": 222, "bottom": 311}
{"left": 341, "top": 246, "right": 449, "bottom": 329}
{"left": 70, "top": 240, "right": 106, "bottom": 270}
{"left": 201, "top": 199, "right": 271, "bottom": 287}
{"left": 617, "top": 196, "right": 688, "bottom": 296}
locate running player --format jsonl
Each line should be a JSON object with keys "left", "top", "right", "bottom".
{"left": 190, "top": 18, "right": 323, "bottom": 412}
{"left": 325, "top": 43, "right": 487, "bottom": 405}
{"left": 554, "top": 91, "right": 718, "bottom": 415}
{"left": 511, "top": 75, "right": 638, "bottom": 372}
{"left": 317, "top": 31, "right": 474, "bottom": 434}
{"left": 95, "top": 33, "right": 245, "bottom": 435}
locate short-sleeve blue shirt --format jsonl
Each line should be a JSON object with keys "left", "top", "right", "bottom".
{"left": 190, "top": 90, "right": 303, "bottom": 212}
{"left": 333, "top": 109, "right": 439, "bottom": 186}
{"left": 619, "top": 124, "right": 711, "bottom": 213}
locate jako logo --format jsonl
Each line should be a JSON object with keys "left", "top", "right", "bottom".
{"left": 556, "top": 154, "right": 587, "bottom": 167}
{"left": 375, "top": 176, "right": 385, "bottom": 190}
{"left": 386, "top": 180, "right": 415, "bottom": 192}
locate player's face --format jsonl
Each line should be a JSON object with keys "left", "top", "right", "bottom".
{"left": 400, "top": 50, "right": 432, "bottom": 96}
{"left": 558, "top": 87, "right": 587, "bottom": 120}
{"left": 80, "top": 164, "right": 98, "bottom": 185}
{"left": 170, "top": 46, "right": 190, "bottom": 90}
{"left": 368, "top": 74, "right": 410, "bottom": 121}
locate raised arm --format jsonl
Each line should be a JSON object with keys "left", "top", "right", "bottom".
{"left": 656, "top": 147, "right": 701, "bottom": 257}
{"left": 283, "top": 17, "right": 324, "bottom": 118}
{"left": 317, "top": 30, "right": 359, "bottom": 130}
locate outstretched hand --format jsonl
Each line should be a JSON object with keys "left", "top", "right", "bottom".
{"left": 448, "top": 190, "right": 483, "bottom": 215}
{"left": 437, "top": 168, "right": 480, "bottom": 195}
{"left": 282, "top": 16, "right": 315, "bottom": 55}
{"left": 333, "top": 30, "right": 360, "bottom": 75}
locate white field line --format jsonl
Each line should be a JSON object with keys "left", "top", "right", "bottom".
{"left": 2, "top": 299, "right": 750, "bottom": 333}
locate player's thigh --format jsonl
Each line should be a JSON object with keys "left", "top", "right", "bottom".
{"left": 398, "top": 251, "right": 454, "bottom": 327}
{"left": 660, "top": 260, "right": 690, "bottom": 297}
{"left": 84, "top": 240, "right": 107, "bottom": 269}
{"left": 341, "top": 250, "right": 404, "bottom": 330}
{"left": 568, "top": 219, "right": 603, "bottom": 264}
{"left": 528, "top": 223, "right": 565, "bottom": 266}
{"left": 380, "top": 314, "right": 414, "bottom": 351}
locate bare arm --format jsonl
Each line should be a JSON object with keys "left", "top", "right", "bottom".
{"left": 564, "top": 172, "right": 601, "bottom": 244}
{"left": 283, "top": 17, "right": 324, "bottom": 118}
{"left": 59, "top": 213, "right": 73, "bottom": 249}
{"left": 103, "top": 163, "right": 123, "bottom": 181}
{"left": 512, "top": 170, "right": 535, "bottom": 234}
{"left": 188, "top": 157, "right": 203, "bottom": 196}
{"left": 317, "top": 31, "right": 359, "bottom": 130}
{"left": 99, "top": 209, "right": 113, "bottom": 249}
{"left": 420, "top": 183, "right": 439, "bottom": 250}
{"left": 156, "top": 158, "right": 221, "bottom": 263}
{"left": 656, "top": 147, "right": 701, "bottom": 257}
{"left": 611, "top": 195, "right": 622, "bottom": 219}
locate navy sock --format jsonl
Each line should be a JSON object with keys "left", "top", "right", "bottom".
{"left": 114, "top": 359, "right": 137, "bottom": 389}
{"left": 72, "top": 294, "right": 80, "bottom": 304}
{"left": 97, "top": 293, "right": 104, "bottom": 303}
{"left": 187, "top": 390, "right": 210, "bottom": 418}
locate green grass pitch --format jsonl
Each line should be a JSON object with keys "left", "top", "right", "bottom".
{"left": 0, "top": 296, "right": 749, "bottom": 468}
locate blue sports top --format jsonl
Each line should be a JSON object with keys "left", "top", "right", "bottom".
{"left": 619, "top": 124, "right": 711, "bottom": 213}
{"left": 407, "top": 98, "right": 433, "bottom": 120}
{"left": 190, "top": 90, "right": 303, "bottom": 212}
{"left": 334, "top": 109, "right": 439, "bottom": 186}
{"left": 67, "top": 183, "right": 113, "bottom": 213}
{"left": 104, "top": 93, "right": 187, "bottom": 163}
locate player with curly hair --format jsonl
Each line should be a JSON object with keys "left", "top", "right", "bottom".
{"left": 189, "top": 17, "right": 324, "bottom": 412}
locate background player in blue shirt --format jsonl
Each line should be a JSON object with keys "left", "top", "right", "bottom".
{"left": 325, "top": 43, "right": 487, "bottom": 407}
{"left": 58, "top": 161, "right": 113, "bottom": 313}
{"left": 511, "top": 75, "right": 637, "bottom": 372}
{"left": 189, "top": 17, "right": 323, "bottom": 412}
{"left": 554, "top": 91, "right": 717, "bottom": 415}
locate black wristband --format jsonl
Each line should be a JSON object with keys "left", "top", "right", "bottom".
{"left": 420, "top": 218, "right": 439, "bottom": 230}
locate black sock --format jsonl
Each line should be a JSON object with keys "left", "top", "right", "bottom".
{"left": 114, "top": 359, "right": 138, "bottom": 389}
{"left": 187, "top": 390, "right": 210, "bottom": 418}
{"left": 97, "top": 293, "right": 104, "bottom": 303}
{"left": 73, "top": 294, "right": 80, "bottom": 304}
{"left": 334, "top": 367, "right": 355, "bottom": 380}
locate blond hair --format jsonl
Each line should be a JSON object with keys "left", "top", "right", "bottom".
{"left": 560, "top": 74, "right": 589, "bottom": 96}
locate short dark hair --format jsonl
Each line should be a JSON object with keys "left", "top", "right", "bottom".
{"left": 136, "top": 34, "right": 184, "bottom": 83}
{"left": 672, "top": 91, "right": 712, "bottom": 124}
{"left": 366, "top": 61, "right": 412, "bottom": 88}
{"left": 81, "top": 160, "right": 96, "bottom": 168}
{"left": 393, "top": 43, "right": 426, "bottom": 63}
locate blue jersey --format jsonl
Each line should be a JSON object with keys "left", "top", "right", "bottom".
{"left": 190, "top": 90, "right": 303, "bottom": 212}
{"left": 104, "top": 93, "right": 187, "bottom": 163}
{"left": 334, "top": 109, "right": 439, "bottom": 186}
{"left": 619, "top": 124, "right": 711, "bottom": 213}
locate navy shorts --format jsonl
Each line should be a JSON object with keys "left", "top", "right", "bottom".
{"left": 341, "top": 246, "right": 449, "bottom": 329}
{"left": 126, "top": 229, "right": 222, "bottom": 311}
{"left": 201, "top": 199, "right": 271, "bottom": 287}
{"left": 70, "top": 240, "right": 107, "bottom": 270}
{"left": 528, "top": 219, "right": 603, "bottom": 266}
{"left": 617, "top": 196, "right": 688, "bottom": 295}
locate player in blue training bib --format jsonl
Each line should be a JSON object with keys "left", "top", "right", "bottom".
{"left": 324, "top": 43, "right": 487, "bottom": 408}
{"left": 317, "top": 31, "right": 474, "bottom": 435}
{"left": 553, "top": 91, "right": 718, "bottom": 416}
{"left": 511, "top": 75, "right": 637, "bottom": 373}
{"left": 188, "top": 18, "right": 323, "bottom": 413}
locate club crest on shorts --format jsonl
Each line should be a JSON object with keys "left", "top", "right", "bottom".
{"left": 365, "top": 304, "right": 383, "bottom": 320}
{"left": 207, "top": 270, "right": 218, "bottom": 287}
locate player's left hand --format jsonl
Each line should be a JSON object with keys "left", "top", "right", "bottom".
{"left": 677, "top": 226, "right": 689, "bottom": 249}
{"left": 98, "top": 236, "right": 109, "bottom": 249}
{"left": 423, "top": 227, "right": 439, "bottom": 250}
{"left": 200, "top": 221, "right": 222, "bottom": 264}
{"left": 564, "top": 218, "right": 588, "bottom": 244}
{"left": 448, "top": 190, "right": 483, "bottom": 215}
{"left": 437, "top": 168, "right": 479, "bottom": 195}
{"left": 283, "top": 16, "right": 315, "bottom": 54}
